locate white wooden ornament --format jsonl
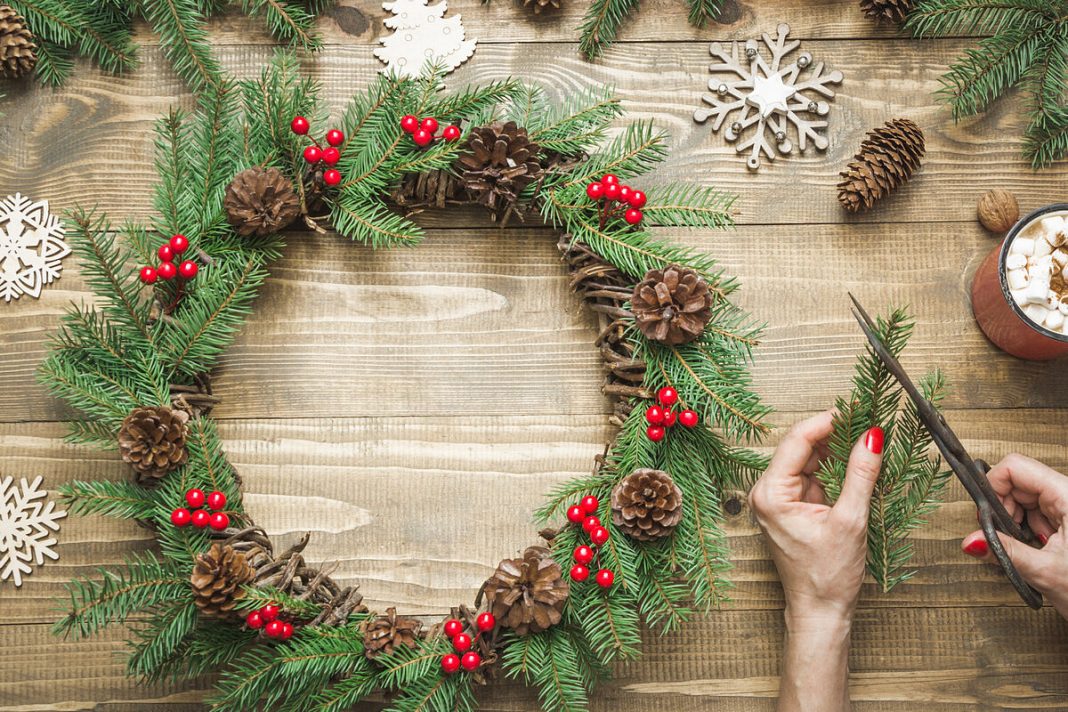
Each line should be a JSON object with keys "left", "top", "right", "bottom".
{"left": 693, "top": 23, "right": 843, "bottom": 171}
{"left": 374, "top": 0, "right": 476, "bottom": 78}
{"left": 0, "top": 475, "right": 67, "bottom": 587}
{"left": 0, "top": 192, "right": 69, "bottom": 302}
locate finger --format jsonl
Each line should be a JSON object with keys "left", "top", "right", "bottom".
{"left": 833, "top": 426, "right": 884, "bottom": 520}
{"left": 764, "top": 411, "right": 836, "bottom": 483}
{"left": 1026, "top": 509, "right": 1056, "bottom": 546}
{"left": 961, "top": 530, "right": 1052, "bottom": 589}
{"left": 987, "top": 454, "right": 1068, "bottom": 523}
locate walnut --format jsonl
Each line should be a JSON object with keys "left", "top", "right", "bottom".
{"left": 977, "top": 189, "right": 1020, "bottom": 234}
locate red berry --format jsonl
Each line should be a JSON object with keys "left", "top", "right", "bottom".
{"left": 190, "top": 508, "right": 210, "bottom": 528}
{"left": 460, "top": 651, "right": 481, "bottom": 671}
{"left": 290, "top": 116, "right": 310, "bottom": 135}
{"left": 441, "top": 654, "right": 461, "bottom": 674}
{"left": 443, "top": 618, "right": 464, "bottom": 638}
{"left": 595, "top": 569, "right": 615, "bottom": 589}
{"left": 679, "top": 409, "right": 699, "bottom": 428}
{"left": 158, "top": 244, "right": 175, "bottom": 263}
{"left": 603, "top": 182, "right": 621, "bottom": 201}
{"left": 476, "top": 612, "right": 495, "bottom": 632}
{"left": 570, "top": 564, "right": 590, "bottom": 582}
{"left": 580, "top": 495, "right": 599, "bottom": 513}
{"left": 590, "top": 526, "right": 610, "bottom": 546}
{"left": 170, "top": 508, "right": 192, "bottom": 527}
{"left": 662, "top": 409, "right": 677, "bottom": 428}
{"left": 157, "top": 261, "right": 177, "bottom": 281}
{"left": 261, "top": 604, "right": 280, "bottom": 622}
{"left": 303, "top": 145, "right": 322, "bottom": 164}
{"left": 400, "top": 115, "right": 419, "bottom": 133}
{"left": 645, "top": 405, "right": 665, "bottom": 425}
{"left": 280, "top": 622, "right": 294, "bottom": 640}
{"left": 582, "top": 515, "right": 601, "bottom": 534}
{"left": 421, "top": 117, "right": 439, "bottom": 134}
{"left": 566, "top": 504, "right": 585, "bottom": 523}
{"left": 657, "top": 387, "right": 678, "bottom": 406}
{"left": 323, "top": 169, "right": 342, "bottom": 186}
{"left": 185, "top": 488, "right": 205, "bottom": 508}
{"left": 246, "top": 611, "right": 263, "bottom": 629}
{"left": 412, "top": 129, "right": 433, "bottom": 147}
{"left": 618, "top": 185, "right": 633, "bottom": 203}
{"left": 586, "top": 182, "right": 605, "bottom": 200}
{"left": 452, "top": 633, "right": 472, "bottom": 652}
{"left": 178, "top": 260, "right": 198, "bottom": 280}
{"left": 139, "top": 266, "right": 158, "bottom": 284}
{"left": 646, "top": 425, "right": 666, "bottom": 442}
{"left": 442, "top": 125, "right": 461, "bottom": 141}
{"left": 206, "top": 490, "right": 227, "bottom": 511}
{"left": 601, "top": 174, "right": 619, "bottom": 185}
{"left": 624, "top": 208, "right": 643, "bottom": 225}
{"left": 573, "top": 545, "right": 594, "bottom": 565}
{"left": 265, "top": 620, "right": 285, "bottom": 639}
{"left": 325, "top": 129, "right": 345, "bottom": 147}
{"left": 628, "top": 190, "right": 647, "bottom": 209}
{"left": 322, "top": 147, "right": 340, "bottom": 165}
{"left": 209, "top": 512, "right": 229, "bottom": 531}
{"left": 169, "top": 234, "right": 189, "bottom": 253}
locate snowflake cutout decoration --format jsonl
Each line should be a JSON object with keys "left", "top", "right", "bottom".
{"left": 0, "top": 475, "right": 67, "bottom": 587}
{"left": 693, "top": 23, "right": 843, "bottom": 171}
{"left": 0, "top": 193, "right": 70, "bottom": 302}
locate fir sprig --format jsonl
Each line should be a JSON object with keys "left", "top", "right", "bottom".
{"left": 578, "top": 0, "right": 722, "bottom": 59}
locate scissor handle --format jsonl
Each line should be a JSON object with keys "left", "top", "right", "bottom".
{"left": 975, "top": 459, "right": 1043, "bottom": 609}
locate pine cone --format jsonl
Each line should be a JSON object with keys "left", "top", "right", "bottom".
{"left": 118, "top": 406, "right": 190, "bottom": 483}
{"left": 837, "top": 119, "right": 925, "bottom": 213}
{"left": 458, "top": 121, "right": 543, "bottom": 220}
{"left": 191, "top": 543, "right": 255, "bottom": 618}
{"left": 523, "top": 0, "right": 561, "bottom": 14}
{"left": 859, "top": 0, "right": 913, "bottom": 23}
{"left": 481, "top": 546, "right": 568, "bottom": 635}
{"left": 362, "top": 607, "right": 423, "bottom": 659}
{"left": 631, "top": 265, "right": 713, "bottom": 345}
{"left": 224, "top": 166, "right": 301, "bottom": 237}
{"left": 0, "top": 5, "right": 36, "bottom": 79}
{"left": 611, "top": 469, "right": 683, "bottom": 541}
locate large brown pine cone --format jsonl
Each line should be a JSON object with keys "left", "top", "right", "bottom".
{"left": 859, "top": 0, "right": 913, "bottom": 24}
{"left": 837, "top": 118, "right": 925, "bottom": 213}
{"left": 224, "top": 166, "right": 301, "bottom": 237}
{"left": 118, "top": 406, "right": 190, "bottom": 483}
{"left": 481, "top": 546, "right": 568, "bottom": 635}
{"left": 631, "top": 265, "right": 713, "bottom": 345}
{"left": 458, "top": 122, "right": 543, "bottom": 220}
{"left": 523, "top": 0, "right": 561, "bottom": 13}
{"left": 0, "top": 5, "right": 36, "bottom": 79}
{"left": 611, "top": 469, "right": 683, "bottom": 541}
{"left": 191, "top": 543, "right": 255, "bottom": 617}
{"left": 362, "top": 607, "right": 423, "bottom": 659}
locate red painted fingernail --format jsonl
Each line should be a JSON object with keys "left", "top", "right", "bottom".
{"left": 1039, "top": 533, "right": 1049, "bottom": 546}
{"left": 864, "top": 426, "right": 884, "bottom": 455}
{"left": 963, "top": 538, "right": 989, "bottom": 557}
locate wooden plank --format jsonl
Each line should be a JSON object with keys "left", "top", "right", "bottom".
{"left": 1, "top": 41, "right": 1061, "bottom": 227}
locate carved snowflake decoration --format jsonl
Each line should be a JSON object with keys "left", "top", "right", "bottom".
{"left": 0, "top": 475, "right": 67, "bottom": 587}
{"left": 693, "top": 23, "right": 843, "bottom": 171}
{"left": 0, "top": 193, "right": 70, "bottom": 302}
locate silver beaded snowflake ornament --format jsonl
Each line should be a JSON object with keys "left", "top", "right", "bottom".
{"left": 0, "top": 193, "right": 70, "bottom": 302}
{"left": 693, "top": 23, "right": 843, "bottom": 171}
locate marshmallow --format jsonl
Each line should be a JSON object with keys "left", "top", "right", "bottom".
{"left": 1051, "top": 230, "right": 1068, "bottom": 248}
{"left": 1024, "top": 303, "right": 1049, "bottom": 323}
{"left": 1040, "top": 215, "right": 1066, "bottom": 235}
{"left": 1035, "top": 237, "right": 1054, "bottom": 257}
{"left": 1060, "top": 298, "right": 1068, "bottom": 316}
{"left": 1006, "top": 253, "right": 1028, "bottom": 270}
{"left": 1025, "top": 277, "right": 1051, "bottom": 304}
{"left": 1012, "top": 237, "right": 1036, "bottom": 256}
{"left": 1011, "top": 289, "right": 1029, "bottom": 306}
{"left": 1007, "top": 268, "right": 1030, "bottom": 290}
{"left": 1053, "top": 249, "right": 1068, "bottom": 271}
{"left": 1046, "top": 310, "right": 1065, "bottom": 330}
{"left": 1062, "top": 321, "right": 1068, "bottom": 336}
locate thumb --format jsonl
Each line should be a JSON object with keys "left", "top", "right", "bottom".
{"left": 961, "top": 530, "right": 1050, "bottom": 589}
{"left": 833, "top": 426, "right": 884, "bottom": 520}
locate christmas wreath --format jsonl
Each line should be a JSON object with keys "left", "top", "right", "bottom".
{"left": 45, "top": 54, "right": 771, "bottom": 711}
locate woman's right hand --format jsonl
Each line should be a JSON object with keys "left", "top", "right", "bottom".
{"left": 961, "top": 454, "right": 1068, "bottom": 619}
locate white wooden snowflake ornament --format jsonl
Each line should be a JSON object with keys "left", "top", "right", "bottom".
{"left": 0, "top": 193, "right": 69, "bottom": 302}
{"left": 693, "top": 23, "right": 843, "bottom": 171}
{"left": 374, "top": 0, "right": 476, "bottom": 78}
{"left": 0, "top": 475, "right": 67, "bottom": 587}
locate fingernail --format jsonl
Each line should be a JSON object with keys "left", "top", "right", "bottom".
{"left": 1039, "top": 533, "right": 1049, "bottom": 546}
{"left": 963, "top": 538, "right": 989, "bottom": 557}
{"left": 864, "top": 426, "right": 884, "bottom": 455}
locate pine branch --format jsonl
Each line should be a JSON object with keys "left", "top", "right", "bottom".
{"left": 140, "top": 0, "right": 223, "bottom": 93}
{"left": 685, "top": 0, "right": 721, "bottom": 26}
{"left": 126, "top": 600, "right": 199, "bottom": 680}
{"left": 500, "top": 628, "right": 592, "bottom": 712}
{"left": 578, "top": 0, "right": 640, "bottom": 60}
{"left": 240, "top": 0, "right": 322, "bottom": 51}
{"left": 524, "top": 85, "right": 622, "bottom": 156}
{"left": 58, "top": 479, "right": 159, "bottom": 520}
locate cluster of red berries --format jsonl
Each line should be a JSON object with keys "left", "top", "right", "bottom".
{"left": 291, "top": 116, "right": 344, "bottom": 187}
{"left": 439, "top": 612, "right": 494, "bottom": 674}
{"left": 564, "top": 495, "right": 614, "bottom": 589}
{"left": 170, "top": 488, "right": 230, "bottom": 531}
{"left": 139, "top": 234, "right": 198, "bottom": 284}
{"left": 400, "top": 115, "right": 461, "bottom": 148}
{"left": 645, "top": 387, "right": 699, "bottom": 442}
{"left": 245, "top": 602, "right": 294, "bottom": 641}
{"left": 585, "top": 174, "right": 647, "bottom": 226}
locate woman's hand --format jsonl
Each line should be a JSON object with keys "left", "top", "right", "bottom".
{"left": 960, "top": 454, "right": 1068, "bottom": 619}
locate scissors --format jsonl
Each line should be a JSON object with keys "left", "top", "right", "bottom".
{"left": 848, "top": 293, "right": 1043, "bottom": 609}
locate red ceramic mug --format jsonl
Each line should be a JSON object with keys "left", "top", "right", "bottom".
{"left": 971, "top": 203, "right": 1068, "bottom": 360}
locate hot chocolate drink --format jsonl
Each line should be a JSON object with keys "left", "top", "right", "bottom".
{"left": 1003, "top": 210, "right": 1068, "bottom": 334}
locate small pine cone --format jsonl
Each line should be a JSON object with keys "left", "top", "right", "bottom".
{"left": 223, "top": 166, "right": 301, "bottom": 237}
{"left": 523, "top": 0, "right": 561, "bottom": 14}
{"left": 362, "top": 607, "right": 423, "bottom": 659}
{"left": 611, "top": 469, "right": 683, "bottom": 541}
{"left": 191, "top": 543, "right": 255, "bottom": 618}
{"left": 458, "top": 121, "right": 543, "bottom": 220}
{"left": 118, "top": 406, "right": 190, "bottom": 483}
{"left": 837, "top": 119, "right": 925, "bottom": 213}
{"left": 631, "top": 265, "right": 713, "bottom": 345}
{"left": 0, "top": 5, "right": 36, "bottom": 79}
{"left": 482, "top": 546, "right": 568, "bottom": 636}
{"left": 859, "top": 0, "right": 913, "bottom": 24}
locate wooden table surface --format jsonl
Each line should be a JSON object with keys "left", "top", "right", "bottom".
{"left": 3, "top": 1, "right": 1068, "bottom": 710}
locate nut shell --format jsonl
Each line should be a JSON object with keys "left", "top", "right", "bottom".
{"left": 977, "top": 189, "right": 1020, "bottom": 234}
